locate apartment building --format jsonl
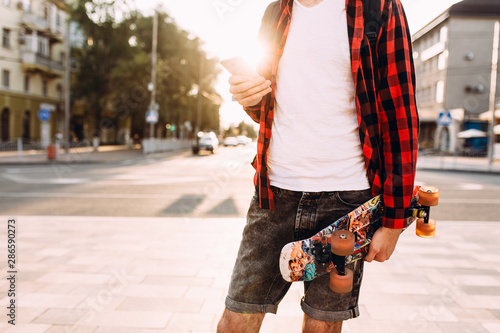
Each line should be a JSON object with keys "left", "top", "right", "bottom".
{"left": 413, "top": 0, "right": 500, "bottom": 153}
{"left": 0, "top": 0, "right": 67, "bottom": 146}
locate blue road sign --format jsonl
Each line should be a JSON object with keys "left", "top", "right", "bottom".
{"left": 437, "top": 110, "right": 453, "bottom": 127}
{"left": 38, "top": 109, "right": 51, "bottom": 122}
{"left": 146, "top": 110, "right": 158, "bottom": 124}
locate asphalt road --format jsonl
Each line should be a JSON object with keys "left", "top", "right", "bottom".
{"left": 0, "top": 144, "right": 499, "bottom": 222}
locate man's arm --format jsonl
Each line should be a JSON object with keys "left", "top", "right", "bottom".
{"left": 232, "top": 2, "right": 278, "bottom": 123}
{"left": 366, "top": 0, "right": 419, "bottom": 262}
{"left": 376, "top": 0, "right": 419, "bottom": 230}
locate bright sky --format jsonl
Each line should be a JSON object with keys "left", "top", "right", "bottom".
{"left": 132, "top": 0, "right": 463, "bottom": 127}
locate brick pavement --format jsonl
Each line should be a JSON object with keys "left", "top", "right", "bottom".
{"left": 0, "top": 216, "right": 499, "bottom": 332}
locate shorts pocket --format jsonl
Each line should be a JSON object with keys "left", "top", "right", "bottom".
{"left": 335, "top": 189, "right": 372, "bottom": 208}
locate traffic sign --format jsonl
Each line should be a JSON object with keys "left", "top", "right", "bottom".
{"left": 38, "top": 109, "right": 51, "bottom": 122}
{"left": 146, "top": 110, "right": 158, "bottom": 124}
{"left": 437, "top": 110, "right": 453, "bottom": 127}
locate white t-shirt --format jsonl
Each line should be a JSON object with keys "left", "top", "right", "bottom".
{"left": 267, "top": 0, "right": 370, "bottom": 192}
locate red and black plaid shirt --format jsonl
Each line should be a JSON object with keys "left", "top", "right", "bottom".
{"left": 244, "top": 0, "right": 419, "bottom": 229}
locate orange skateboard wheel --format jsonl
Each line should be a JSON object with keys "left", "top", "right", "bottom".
{"left": 418, "top": 187, "right": 439, "bottom": 206}
{"left": 329, "top": 268, "right": 354, "bottom": 294}
{"left": 330, "top": 230, "right": 355, "bottom": 256}
{"left": 416, "top": 218, "right": 436, "bottom": 238}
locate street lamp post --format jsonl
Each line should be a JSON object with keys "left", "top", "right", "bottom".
{"left": 195, "top": 56, "right": 204, "bottom": 135}
{"left": 149, "top": 10, "right": 159, "bottom": 139}
{"left": 488, "top": 20, "right": 500, "bottom": 167}
{"left": 64, "top": 18, "right": 71, "bottom": 154}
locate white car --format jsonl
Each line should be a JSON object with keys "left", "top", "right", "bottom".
{"left": 236, "top": 135, "right": 251, "bottom": 145}
{"left": 224, "top": 137, "right": 238, "bottom": 147}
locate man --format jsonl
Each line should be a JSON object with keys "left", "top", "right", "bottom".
{"left": 218, "top": 0, "right": 419, "bottom": 332}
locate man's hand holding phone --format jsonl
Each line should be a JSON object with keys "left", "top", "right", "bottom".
{"left": 221, "top": 57, "right": 272, "bottom": 107}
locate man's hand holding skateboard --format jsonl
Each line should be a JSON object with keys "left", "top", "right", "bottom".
{"left": 364, "top": 226, "right": 402, "bottom": 263}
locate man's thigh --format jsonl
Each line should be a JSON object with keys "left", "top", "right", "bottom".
{"left": 225, "top": 188, "right": 302, "bottom": 314}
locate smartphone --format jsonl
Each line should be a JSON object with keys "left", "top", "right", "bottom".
{"left": 220, "top": 56, "right": 259, "bottom": 77}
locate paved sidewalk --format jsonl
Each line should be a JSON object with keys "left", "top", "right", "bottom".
{"left": 0, "top": 216, "right": 499, "bottom": 332}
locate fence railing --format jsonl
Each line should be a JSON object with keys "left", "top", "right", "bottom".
{"left": 142, "top": 138, "right": 191, "bottom": 154}
{"left": 417, "top": 148, "right": 500, "bottom": 173}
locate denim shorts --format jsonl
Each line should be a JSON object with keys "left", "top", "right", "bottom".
{"left": 225, "top": 186, "right": 373, "bottom": 322}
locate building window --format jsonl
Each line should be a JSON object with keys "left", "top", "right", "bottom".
{"left": 1, "top": 108, "right": 10, "bottom": 141}
{"left": 56, "top": 84, "right": 62, "bottom": 100}
{"left": 24, "top": 75, "right": 30, "bottom": 92}
{"left": 2, "top": 70, "right": 9, "bottom": 88}
{"left": 436, "top": 81, "right": 445, "bottom": 104}
{"left": 42, "top": 80, "right": 48, "bottom": 96}
{"left": 37, "top": 35, "right": 49, "bottom": 56}
{"left": 22, "top": 0, "right": 31, "bottom": 13}
{"left": 417, "top": 86, "right": 433, "bottom": 104}
{"left": 438, "top": 53, "right": 446, "bottom": 71}
{"left": 2, "top": 29, "right": 10, "bottom": 48}
{"left": 22, "top": 110, "right": 31, "bottom": 140}
{"left": 440, "top": 26, "right": 448, "bottom": 43}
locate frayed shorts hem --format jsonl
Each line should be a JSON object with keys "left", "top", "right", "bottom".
{"left": 301, "top": 297, "right": 360, "bottom": 322}
{"left": 225, "top": 296, "right": 278, "bottom": 315}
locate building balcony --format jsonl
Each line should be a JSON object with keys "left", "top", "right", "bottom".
{"left": 21, "top": 13, "right": 48, "bottom": 31}
{"left": 21, "top": 13, "right": 64, "bottom": 43}
{"left": 21, "top": 51, "right": 64, "bottom": 78}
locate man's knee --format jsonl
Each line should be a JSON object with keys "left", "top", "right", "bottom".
{"left": 217, "top": 308, "right": 265, "bottom": 333}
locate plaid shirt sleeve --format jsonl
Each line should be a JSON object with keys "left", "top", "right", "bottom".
{"left": 243, "top": 104, "right": 262, "bottom": 124}
{"left": 242, "top": 1, "right": 280, "bottom": 124}
{"left": 377, "top": 0, "right": 419, "bottom": 229}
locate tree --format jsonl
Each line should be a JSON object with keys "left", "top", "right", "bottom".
{"left": 70, "top": 2, "right": 222, "bottom": 142}
{"left": 71, "top": 0, "right": 134, "bottom": 139}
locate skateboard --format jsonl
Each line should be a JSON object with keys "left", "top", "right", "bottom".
{"left": 279, "top": 185, "right": 439, "bottom": 293}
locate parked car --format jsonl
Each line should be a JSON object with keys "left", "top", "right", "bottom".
{"left": 192, "top": 132, "right": 219, "bottom": 154}
{"left": 224, "top": 137, "right": 238, "bottom": 147}
{"left": 236, "top": 135, "right": 251, "bottom": 145}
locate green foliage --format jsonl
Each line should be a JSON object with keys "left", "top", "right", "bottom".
{"left": 238, "top": 121, "right": 257, "bottom": 139}
{"left": 70, "top": 0, "right": 221, "bottom": 140}
{"left": 224, "top": 121, "right": 257, "bottom": 139}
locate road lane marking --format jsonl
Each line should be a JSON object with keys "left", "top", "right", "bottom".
{"left": 2, "top": 174, "right": 89, "bottom": 184}
{"left": 1, "top": 174, "right": 208, "bottom": 185}
{"left": 438, "top": 198, "right": 500, "bottom": 204}
{"left": 0, "top": 192, "right": 191, "bottom": 199}
{"left": 4, "top": 167, "right": 59, "bottom": 174}
{"left": 457, "top": 183, "right": 485, "bottom": 190}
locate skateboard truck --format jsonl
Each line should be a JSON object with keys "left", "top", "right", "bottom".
{"left": 328, "top": 230, "right": 356, "bottom": 293}
{"left": 414, "top": 186, "right": 439, "bottom": 238}
{"left": 311, "top": 232, "right": 355, "bottom": 293}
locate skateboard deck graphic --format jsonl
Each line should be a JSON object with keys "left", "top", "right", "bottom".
{"left": 279, "top": 186, "right": 436, "bottom": 283}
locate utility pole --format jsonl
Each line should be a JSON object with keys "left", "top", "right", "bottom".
{"left": 64, "top": 18, "right": 71, "bottom": 154}
{"left": 195, "top": 56, "right": 204, "bottom": 135}
{"left": 488, "top": 20, "right": 500, "bottom": 167}
{"left": 149, "top": 10, "right": 159, "bottom": 138}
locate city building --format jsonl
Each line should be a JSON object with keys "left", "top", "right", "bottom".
{"left": 0, "top": 0, "right": 68, "bottom": 148}
{"left": 413, "top": 0, "right": 500, "bottom": 153}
